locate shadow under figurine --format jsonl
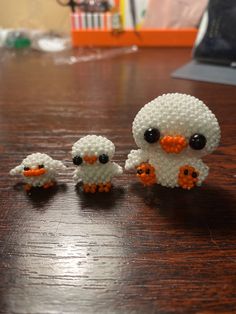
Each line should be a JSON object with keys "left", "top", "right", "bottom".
{"left": 72, "top": 135, "right": 123, "bottom": 193}
{"left": 10, "top": 153, "right": 66, "bottom": 191}
{"left": 125, "top": 93, "right": 221, "bottom": 190}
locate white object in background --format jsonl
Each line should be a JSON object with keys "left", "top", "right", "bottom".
{"left": 0, "top": 29, "right": 11, "bottom": 47}
{"left": 81, "top": 13, "right": 86, "bottom": 29}
{"left": 34, "top": 35, "right": 71, "bottom": 52}
{"left": 194, "top": 10, "right": 209, "bottom": 46}
{"left": 86, "top": 13, "right": 93, "bottom": 29}
{"left": 105, "top": 12, "right": 112, "bottom": 30}
{"left": 93, "top": 13, "right": 99, "bottom": 29}
{"left": 74, "top": 13, "right": 80, "bottom": 30}
{"left": 100, "top": 13, "right": 105, "bottom": 29}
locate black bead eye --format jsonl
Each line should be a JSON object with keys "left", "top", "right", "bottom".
{"left": 99, "top": 154, "right": 109, "bottom": 164}
{"left": 38, "top": 164, "right": 44, "bottom": 169}
{"left": 192, "top": 172, "right": 198, "bottom": 178}
{"left": 189, "top": 134, "right": 206, "bottom": 150}
{"left": 144, "top": 128, "right": 160, "bottom": 144}
{"left": 24, "top": 166, "right": 30, "bottom": 171}
{"left": 73, "top": 156, "right": 83, "bottom": 165}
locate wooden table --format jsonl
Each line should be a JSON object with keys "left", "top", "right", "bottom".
{"left": 0, "top": 48, "right": 235, "bottom": 314}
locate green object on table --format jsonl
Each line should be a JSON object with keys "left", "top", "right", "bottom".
{"left": 5, "top": 32, "right": 31, "bottom": 49}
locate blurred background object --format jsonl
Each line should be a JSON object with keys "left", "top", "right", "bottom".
{"left": 142, "top": 0, "right": 208, "bottom": 28}
{"left": 193, "top": 0, "right": 236, "bottom": 66}
{"left": 5, "top": 30, "right": 31, "bottom": 49}
{"left": 172, "top": 0, "right": 236, "bottom": 86}
{"left": 0, "top": 1, "right": 212, "bottom": 49}
{"left": 56, "top": 0, "right": 111, "bottom": 13}
{"left": 0, "top": 0, "right": 208, "bottom": 33}
{"left": 0, "top": 0, "right": 71, "bottom": 33}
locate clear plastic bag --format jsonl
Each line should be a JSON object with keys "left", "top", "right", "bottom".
{"left": 53, "top": 45, "right": 138, "bottom": 65}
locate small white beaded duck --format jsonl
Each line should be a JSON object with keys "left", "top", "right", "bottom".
{"left": 125, "top": 93, "right": 221, "bottom": 189}
{"left": 10, "top": 153, "right": 66, "bottom": 191}
{"left": 72, "top": 135, "right": 123, "bottom": 193}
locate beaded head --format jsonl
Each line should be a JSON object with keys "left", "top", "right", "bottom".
{"left": 132, "top": 93, "right": 221, "bottom": 157}
{"left": 72, "top": 135, "right": 115, "bottom": 166}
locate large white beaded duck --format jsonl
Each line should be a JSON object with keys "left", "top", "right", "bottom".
{"left": 72, "top": 135, "right": 123, "bottom": 193}
{"left": 10, "top": 153, "right": 66, "bottom": 191}
{"left": 125, "top": 93, "right": 221, "bottom": 189}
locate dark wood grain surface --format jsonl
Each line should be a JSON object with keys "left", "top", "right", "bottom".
{"left": 0, "top": 48, "right": 235, "bottom": 314}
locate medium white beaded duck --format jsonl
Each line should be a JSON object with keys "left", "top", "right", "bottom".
{"left": 10, "top": 153, "right": 66, "bottom": 191}
{"left": 72, "top": 135, "right": 123, "bottom": 193}
{"left": 125, "top": 93, "right": 221, "bottom": 189}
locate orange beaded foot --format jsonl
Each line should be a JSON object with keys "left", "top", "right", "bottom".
{"left": 24, "top": 184, "right": 32, "bottom": 192}
{"left": 43, "top": 181, "right": 55, "bottom": 189}
{"left": 178, "top": 165, "right": 199, "bottom": 190}
{"left": 98, "top": 182, "right": 112, "bottom": 192}
{"left": 83, "top": 183, "right": 97, "bottom": 193}
{"left": 136, "top": 163, "right": 157, "bottom": 186}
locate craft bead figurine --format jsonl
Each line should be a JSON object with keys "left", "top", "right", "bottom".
{"left": 72, "top": 135, "right": 123, "bottom": 193}
{"left": 10, "top": 153, "right": 66, "bottom": 191}
{"left": 125, "top": 93, "right": 221, "bottom": 189}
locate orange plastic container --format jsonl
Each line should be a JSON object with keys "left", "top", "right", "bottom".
{"left": 71, "top": 29, "right": 197, "bottom": 47}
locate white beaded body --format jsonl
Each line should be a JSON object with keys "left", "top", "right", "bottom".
{"left": 73, "top": 163, "right": 122, "bottom": 184}
{"left": 125, "top": 93, "right": 220, "bottom": 188}
{"left": 72, "top": 135, "right": 123, "bottom": 187}
{"left": 10, "top": 153, "right": 66, "bottom": 187}
{"left": 126, "top": 149, "right": 209, "bottom": 187}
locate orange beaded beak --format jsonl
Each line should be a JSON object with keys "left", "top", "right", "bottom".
{"left": 160, "top": 135, "right": 187, "bottom": 154}
{"left": 83, "top": 155, "right": 97, "bottom": 164}
{"left": 23, "top": 168, "right": 46, "bottom": 177}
